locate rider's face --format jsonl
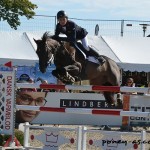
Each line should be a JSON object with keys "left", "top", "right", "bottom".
{"left": 58, "top": 17, "right": 67, "bottom": 26}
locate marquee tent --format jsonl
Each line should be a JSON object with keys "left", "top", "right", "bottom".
{"left": 0, "top": 31, "right": 38, "bottom": 66}
{"left": 102, "top": 36, "right": 150, "bottom": 72}
{"left": 0, "top": 31, "right": 149, "bottom": 72}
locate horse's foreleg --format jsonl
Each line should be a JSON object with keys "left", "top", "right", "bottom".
{"left": 52, "top": 69, "right": 60, "bottom": 78}
{"left": 52, "top": 68, "right": 75, "bottom": 84}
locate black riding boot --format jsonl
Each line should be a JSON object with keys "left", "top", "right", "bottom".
{"left": 71, "top": 42, "right": 86, "bottom": 60}
{"left": 88, "top": 47, "right": 106, "bottom": 64}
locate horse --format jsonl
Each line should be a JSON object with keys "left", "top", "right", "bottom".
{"left": 34, "top": 32, "right": 121, "bottom": 107}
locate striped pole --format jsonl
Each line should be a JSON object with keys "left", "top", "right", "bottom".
{"left": 16, "top": 105, "right": 150, "bottom": 117}
{"left": 16, "top": 83, "right": 150, "bottom": 93}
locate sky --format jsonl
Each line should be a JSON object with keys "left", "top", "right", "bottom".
{"left": 30, "top": 0, "right": 150, "bottom": 20}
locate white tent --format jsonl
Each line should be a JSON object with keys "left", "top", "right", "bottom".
{"left": 0, "top": 31, "right": 149, "bottom": 72}
{"left": 0, "top": 31, "right": 38, "bottom": 66}
{"left": 102, "top": 36, "right": 150, "bottom": 72}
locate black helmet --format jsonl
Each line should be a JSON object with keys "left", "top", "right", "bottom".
{"left": 57, "top": 10, "right": 68, "bottom": 19}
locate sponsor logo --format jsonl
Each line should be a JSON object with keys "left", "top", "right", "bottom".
{"left": 130, "top": 106, "right": 150, "bottom": 125}
{"left": 60, "top": 99, "right": 111, "bottom": 108}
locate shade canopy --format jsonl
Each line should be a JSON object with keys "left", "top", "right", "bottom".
{"left": 0, "top": 31, "right": 149, "bottom": 72}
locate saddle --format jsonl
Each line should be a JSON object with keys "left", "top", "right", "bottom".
{"left": 76, "top": 42, "right": 106, "bottom": 65}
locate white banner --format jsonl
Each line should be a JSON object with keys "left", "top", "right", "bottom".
{"left": 0, "top": 70, "right": 15, "bottom": 135}
{"left": 129, "top": 95, "right": 150, "bottom": 126}
{"left": 30, "top": 92, "right": 122, "bottom": 126}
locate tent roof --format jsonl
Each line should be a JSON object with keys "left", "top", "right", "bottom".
{"left": 102, "top": 36, "right": 150, "bottom": 72}
{"left": 0, "top": 31, "right": 38, "bottom": 66}
{"left": 88, "top": 36, "right": 121, "bottom": 62}
{"left": 0, "top": 31, "right": 149, "bottom": 72}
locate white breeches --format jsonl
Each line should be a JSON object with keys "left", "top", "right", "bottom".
{"left": 81, "top": 36, "right": 90, "bottom": 51}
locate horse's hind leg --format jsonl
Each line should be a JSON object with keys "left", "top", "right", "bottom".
{"left": 103, "top": 91, "right": 115, "bottom": 107}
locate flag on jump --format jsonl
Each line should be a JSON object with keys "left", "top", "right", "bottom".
{"left": 4, "top": 61, "right": 12, "bottom": 68}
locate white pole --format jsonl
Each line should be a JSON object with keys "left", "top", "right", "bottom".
{"left": 24, "top": 122, "right": 30, "bottom": 147}
{"left": 77, "top": 126, "right": 82, "bottom": 150}
{"left": 140, "top": 130, "right": 146, "bottom": 150}
{"left": 81, "top": 126, "right": 87, "bottom": 150}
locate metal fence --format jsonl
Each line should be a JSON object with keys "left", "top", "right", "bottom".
{"left": 1, "top": 15, "right": 150, "bottom": 37}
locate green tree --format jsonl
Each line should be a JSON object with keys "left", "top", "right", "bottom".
{"left": 0, "top": 0, "right": 37, "bottom": 29}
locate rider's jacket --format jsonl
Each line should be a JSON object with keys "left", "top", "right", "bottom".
{"left": 54, "top": 20, "right": 88, "bottom": 43}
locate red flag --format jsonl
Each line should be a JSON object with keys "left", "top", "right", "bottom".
{"left": 4, "top": 61, "right": 12, "bottom": 68}
{"left": 4, "top": 136, "right": 22, "bottom": 147}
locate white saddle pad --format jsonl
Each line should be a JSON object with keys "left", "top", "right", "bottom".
{"left": 87, "top": 56, "right": 100, "bottom": 64}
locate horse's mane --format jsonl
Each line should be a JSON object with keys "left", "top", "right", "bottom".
{"left": 41, "top": 32, "right": 62, "bottom": 53}
{"left": 41, "top": 32, "right": 53, "bottom": 42}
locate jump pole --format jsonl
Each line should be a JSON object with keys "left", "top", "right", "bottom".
{"left": 16, "top": 83, "right": 150, "bottom": 94}
{"left": 16, "top": 105, "right": 150, "bottom": 117}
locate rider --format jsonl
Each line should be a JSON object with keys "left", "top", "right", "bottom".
{"left": 53, "top": 10, "right": 106, "bottom": 65}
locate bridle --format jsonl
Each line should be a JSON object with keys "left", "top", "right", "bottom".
{"left": 45, "top": 40, "right": 54, "bottom": 65}
{"left": 45, "top": 39, "right": 65, "bottom": 65}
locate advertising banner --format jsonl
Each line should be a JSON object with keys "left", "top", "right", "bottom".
{"left": 18, "top": 92, "right": 122, "bottom": 126}
{"left": 35, "top": 63, "right": 57, "bottom": 84}
{"left": 0, "top": 71, "right": 15, "bottom": 135}
{"left": 129, "top": 95, "right": 150, "bottom": 126}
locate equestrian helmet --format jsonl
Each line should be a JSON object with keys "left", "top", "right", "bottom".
{"left": 57, "top": 10, "right": 68, "bottom": 19}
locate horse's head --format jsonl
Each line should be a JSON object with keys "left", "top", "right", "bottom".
{"left": 34, "top": 32, "right": 60, "bottom": 73}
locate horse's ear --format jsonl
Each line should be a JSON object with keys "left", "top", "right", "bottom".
{"left": 33, "top": 38, "right": 38, "bottom": 44}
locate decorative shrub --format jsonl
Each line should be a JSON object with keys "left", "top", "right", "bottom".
{"left": 14, "top": 129, "right": 24, "bottom": 146}
{"left": 2, "top": 129, "right": 24, "bottom": 146}
{"left": 0, "top": 134, "right": 4, "bottom": 146}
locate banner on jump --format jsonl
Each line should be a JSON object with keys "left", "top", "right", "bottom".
{"left": 0, "top": 71, "right": 15, "bottom": 135}
{"left": 15, "top": 91, "right": 122, "bottom": 126}
{"left": 129, "top": 95, "right": 150, "bottom": 126}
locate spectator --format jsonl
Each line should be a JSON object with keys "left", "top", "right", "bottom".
{"left": 41, "top": 79, "right": 52, "bottom": 92}
{"left": 125, "top": 78, "right": 137, "bottom": 95}
{"left": 125, "top": 78, "right": 135, "bottom": 87}
{"left": 28, "top": 78, "right": 34, "bottom": 83}
{"left": 17, "top": 77, "right": 37, "bottom": 92}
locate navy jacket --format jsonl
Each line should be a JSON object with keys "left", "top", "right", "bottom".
{"left": 54, "top": 20, "right": 88, "bottom": 42}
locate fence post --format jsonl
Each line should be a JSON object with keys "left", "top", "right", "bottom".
{"left": 77, "top": 126, "right": 82, "bottom": 150}
{"left": 121, "top": 20, "right": 124, "bottom": 37}
{"left": 81, "top": 126, "right": 87, "bottom": 150}
{"left": 23, "top": 122, "right": 30, "bottom": 148}
{"left": 140, "top": 130, "right": 146, "bottom": 150}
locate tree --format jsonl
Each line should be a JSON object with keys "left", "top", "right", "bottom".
{"left": 0, "top": 0, "right": 37, "bottom": 29}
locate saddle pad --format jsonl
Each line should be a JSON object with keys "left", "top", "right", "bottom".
{"left": 87, "top": 56, "right": 99, "bottom": 64}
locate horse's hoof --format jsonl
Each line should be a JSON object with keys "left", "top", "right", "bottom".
{"left": 107, "top": 103, "right": 116, "bottom": 108}
{"left": 116, "top": 103, "right": 123, "bottom": 109}
{"left": 74, "top": 76, "right": 80, "bottom": 82}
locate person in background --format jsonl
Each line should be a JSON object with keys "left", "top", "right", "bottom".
{"left": 125, "top": 78, "right": 137, "bottom": 95}
{"left": 126, "top": 78, "right": 135, "bottom": 87}
{"left": 148, "top": 82, "right": 150, "bottom": 94}
{"left": 17, "top": 77, "right": 37, "bottom": 92}
{"left": 41, "top": 79, "right": 52, "bottom": 92}
{"left": 53, "top": 10, "right": 106, "bottom": 65}
{"left": 42, "top": 79, "right": 48, "bottom": 84}
{"left": 28, "top": 78, "right": 34, "bottom": 83}
{"left": 16, "top": 90, "right": 47, "bottom": 123}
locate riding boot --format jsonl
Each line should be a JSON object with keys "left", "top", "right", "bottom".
{"left": 70, "top": 42, "right": 87, "bottom": 60}
{"left": 88, "top": 47, "right": 106, "bottom": 65}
